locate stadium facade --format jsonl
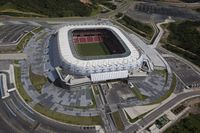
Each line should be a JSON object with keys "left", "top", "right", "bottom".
{"left": 56, "top": 24, "right": 144, "bottom": 82}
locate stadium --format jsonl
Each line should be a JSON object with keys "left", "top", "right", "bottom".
{"left": 56, "top": 24, "right": 144, "bottom": 82}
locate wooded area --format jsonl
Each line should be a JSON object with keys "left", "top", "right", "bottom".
{"left": 0, "top": 0, "right": 109, "bottom": 17}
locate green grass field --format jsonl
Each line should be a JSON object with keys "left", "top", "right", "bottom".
{"left": 34, "top": 103, "right": 103, "bottom": 125}
{"left": 14, "top": 66, "right": 32, "bottom": 103}
{"left": 74, "top": 43, "right": 110, "bottom": 56}
{"left": 29, "top": 67, "right": 47, "bottom": 94}
{"left": 112, "top": 111, "right": 125, "bottom": 131}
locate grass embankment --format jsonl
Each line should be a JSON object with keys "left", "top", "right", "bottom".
{"left": 117, "top": 15, "right": 154, "bottom": 39}
{"left": 32, "top": 27, "right": 44, "bottom": 34}
{"left": 29, "top": 67, "right": 47, "bottom": 93}
{"left": 90, "top": 88, "right": 97, "bottom": 108}
{"left": 13, "top": 60, "right": 19, "bottom": 65}
{"left": 151, "top": 73, "right": 176, "bottom": 104}
{"left": 92, "top": 85, "right": 100, "bottom": 95}
{"left": 155, "top": 69, "right": 168, "bottom": 85}
{"left": 0, "top": 9, "right": 45, "bottom": 17}
{"left": 112, "top": 111, "right": 125, "bottom": 131}
{"left": 75, "top": 43, "right": 110, "bottom": 56}
{"left": 16, "top": 32, "right": 34, "bottom": 52}
{"left": 163, "top": 21, "right": 200, "bottom": 66}
{"left": 34, "top": 103, "right": 103, "bottom": 126}
{"left": 130, "top": 87, "right": 148, "bottom": 101}
{"left": 126, "top": 111, "right": 149, "bottom": 123}
{"left": 17, "top": 26, "right": 43, "bottom": 52}
{"left": 165, "top": 113, "right": 200, "bottom": 133}
{"left": 14, "top": 66, "right": 32, "bottom": 103}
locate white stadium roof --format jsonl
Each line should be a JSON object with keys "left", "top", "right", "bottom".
{"left": 57, "top": 24, "right": 143, "bottom": 77}
{"left": 91, "top": 70, "right": 128, "bottom": 82}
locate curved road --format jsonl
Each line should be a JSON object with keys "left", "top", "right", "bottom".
{"left": 123, "top": 90, "right": 200, "bottom": 133}
{"left": 0, "top": 91, "right": 97, "bottom": 133}
{"left": 1, "top": 85, "right": 200, "bottom": 133}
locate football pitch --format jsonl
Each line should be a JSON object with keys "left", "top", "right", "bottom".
{"left": 74, "top": 43, "right": 111, "bottom": 56}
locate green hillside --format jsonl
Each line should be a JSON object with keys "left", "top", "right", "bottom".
{"left": 0, "top": 0, "right": 104, "bottom": 17}
{"left": 165, "top": 114, "right": 200, "bottom": 133}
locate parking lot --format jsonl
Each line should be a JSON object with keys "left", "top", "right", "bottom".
{"left": 0, "top": 24, "right": 36, "bottom": 45}
{"left": 24, "top": 28, "right": 51, "bottom": 75}
{"left": 102, "top": 70, "right": 170, "bottom": 106}
{"left": 126, "top": 2, "right": 200, "bottom": 22}
{"left": 165, "top": 57, "right": 200, "bottom": 88}
{"left": 134, "top": 3, "right": 200, "bottom": 20}
{"left": 131, "top": 71, "right": 168, "bottom": 101}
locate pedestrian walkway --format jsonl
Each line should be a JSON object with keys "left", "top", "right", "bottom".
{"left": 0, "top": 53, "right": 27, "bottom": 60}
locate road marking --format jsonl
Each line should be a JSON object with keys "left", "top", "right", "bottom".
{"left": 11, "top": 98, "right": 34, "bottom": 114}
{"left": 3, "top": 102, "right": 16, "bottom": 117}
{"left": 7, "top": 88, "right": 16, "bottom": 92}
{"left": 10, "top": 99, "right": 35, "bottom": 122}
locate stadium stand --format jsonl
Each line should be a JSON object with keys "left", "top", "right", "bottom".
{"left": 72, "top": 29, "right": 126, "bottom": 54}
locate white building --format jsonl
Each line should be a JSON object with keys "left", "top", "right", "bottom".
{"left": 57, "top": 24, "right": 144, "bottom": 82}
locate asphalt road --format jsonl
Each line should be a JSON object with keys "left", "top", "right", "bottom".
{"left": 1, "top": 89, "right": 199, "bottom": 133}
{"left": 0, "top": 99, "right": 29, "bottom": 133}
{"left": 0, "top": 111, "right": 17, "bottom": 133}
{"left": 123, "top": 90, "right": 200, "bottom": 133}
{"left": 0, "top": 91, "right": 97, "bottom": 133}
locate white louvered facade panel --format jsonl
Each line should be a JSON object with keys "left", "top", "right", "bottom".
{"left": 91, "top": 70, "right": 128, "bottom": 82}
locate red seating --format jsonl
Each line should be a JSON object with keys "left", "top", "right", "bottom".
{"left": 93, "top": 36, "right": 99, "bottom": 42}
{"left": 73, "top": 38, "right": 79, "bottom": 44}
{"left": 73, "top": 34, "right": 103, "bottom": 44}
{"left": 87, "top": 37, "right": 93, "bottom": 42}
{"left": 79, "top": 37, "right": 86, "bottom": 43}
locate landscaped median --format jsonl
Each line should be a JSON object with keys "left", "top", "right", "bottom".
{"left": 16, "top": 32, "right": 34, "bottom": 52}
{"left": 33, "top": 103, "right": 103, "bottom": 126}
{"left": 130, "top": 86, "right": 148, "bottom": 101}
{"left": 126, "top": 111, "right": 150, "bottom": 123}
{"left": 14, "top": 66, "right": 32, "bottom": 103}
{"left": 155, "top": 69, "right": 168, "bottom": 85}
{"left": 17, "top": 26, "right": 43, "bottom": 52}
{"left": 151, "top": 73, "right": 177, "bottom": 104}
{"left": 32, "top": 27, "right": 44, "bottom": 34}
{"left": 29, "top": 67, "right": 47, "bottom": 93}
{"left": 112, "top": 111, "right": 125, "bottom": 131}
